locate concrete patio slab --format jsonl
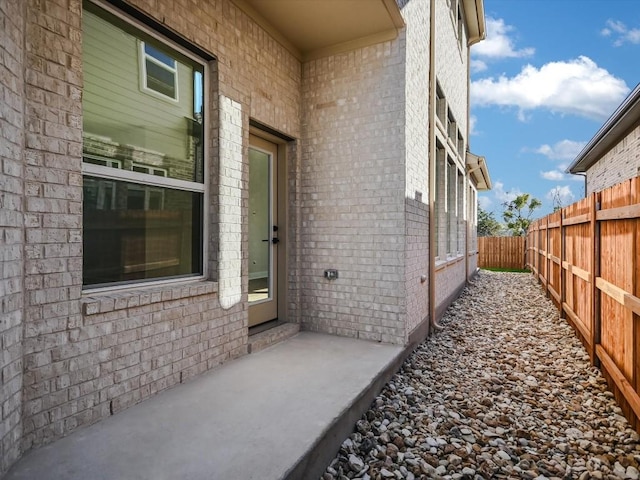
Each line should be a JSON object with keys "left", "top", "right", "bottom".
{"left": 6, "top": 332, "right": 404, "bottom": 480}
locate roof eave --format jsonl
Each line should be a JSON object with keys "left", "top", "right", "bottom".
{"left": 463, "top": 0, "right": 486, "bottom": 46}
{"left": 466, "top": 152, "right": 492, "bottom": 191}
{"left": 567, "top": 83, "right": 640, "bottom": 174}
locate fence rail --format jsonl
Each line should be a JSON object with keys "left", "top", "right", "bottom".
{"left": 478, "top": 236, "right": 525, "bottom": 270}
{"left": 526, "top": 176, "right": 640, "bottom": 431}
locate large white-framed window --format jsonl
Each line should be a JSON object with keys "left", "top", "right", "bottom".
{"left": 447, "top": 158, "right": 457, "bottom": 255}
{"left": 435, "top": 141, "right": 446, "bottom": 260}
{"left": 436, "top": 82, "right": 446, "bottom": 127}
{"left": 82, "top": 0, "right": 206, "bottom": 289}
{"left": 457, "top": 169, "right": 465, "bottom": 254}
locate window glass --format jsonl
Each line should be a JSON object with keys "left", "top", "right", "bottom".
{"left": 142, "top": 43, "right": 178, "bottom": 100}
{"left": 83, "top": 177, "right": 203, "bottom": 286}
{"left": 83, "top": 2, "right": 204, "bottom": 183}
{"left": 144, "top": 43, "right": 176, "bottom": 67}
{"left": 435, "top": 143, "right": 445, "bottom": 259}
{"left": 145, "top": 58, "right": 177, "bottom": 99}
{"left": 82, "top": 1, "right": 205, "bottom": 287}
{"left": 447, "top": 159, "right": 457, "bottom": 255}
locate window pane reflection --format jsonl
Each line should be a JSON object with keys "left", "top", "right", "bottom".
{"left": 83, "top": 177, "right": 202, "bottom": 287}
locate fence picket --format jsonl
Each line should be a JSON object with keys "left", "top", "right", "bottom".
{"left": 523, "top": 176, "right": 640, "bottom": 432}
{"left": 478, "top": 237, "right": 525, "bottom": 270}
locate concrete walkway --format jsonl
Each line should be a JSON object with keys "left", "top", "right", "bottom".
{"left": 6, "top": 332, "right": 404, "bottom": 480}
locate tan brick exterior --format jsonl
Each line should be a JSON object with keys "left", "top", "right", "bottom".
{"left": 402, "top": 0, "right": 431, "bottom": 338}
{"left": 1, "top": 0, "right": 26, "bottom": 472}
{"left": 0, "top": 0, "right": 483, "bottom": 473}
{"left": 13, "top": 0, "right": 303, "bottom": 465}
{"left": 299, "top": 41, "right": 408, "bottom": 345}
{"left": 586, "top": 124, "right": 640, "bottom": 194}
{"left": 432, "top": 0, "right": 474, "bottom": 316}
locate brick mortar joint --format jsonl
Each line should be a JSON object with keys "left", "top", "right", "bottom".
{"left": 81, "top": 280, "right": 219, "bottom": 315}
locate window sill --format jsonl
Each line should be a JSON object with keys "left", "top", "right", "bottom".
{"left": 81, "top": 279, "right": 218, "bottom": 315}
{"left": 435, "top": 254, "right": 464, "bottom": 272}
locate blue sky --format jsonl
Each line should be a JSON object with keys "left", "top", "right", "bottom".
{"left": 470, "top": 0, "right": 639, "bottom": 218}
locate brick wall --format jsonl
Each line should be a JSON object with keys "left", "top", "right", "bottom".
{"left": 586, "top": 124, "right": 640, "bottom": 194}
{"left": 435, "top": 258, "right": 466, "bottom": 314}
{"left": 468, "top": 185, "right": 479, "bottom": 277}
{"left": 21, "top": 0, "right": 91, "bottom": 451}
{"left": 18, "top": 0, "right": 302, "bottom": 459}
{"left": 435, "top": 145, "right": 448, "bottom": 259}
{"left": 4, "top": 0, "right": 481, "bottom": 472}
{"left": 431, "top": 0, "right": 473, "bottom": 318}
{"left": 300, "top": 41, "right": 408, "bottom": 345}
{"left": 468, "top": 249, "right": 478, "bottom": 276}
{"left": 286, "top": 141, "right": 303, "bottom": 323}
{"left": 1, "top": 0, "right": 26, "bottom": 473}
{"left": 401, "top": 0, "right": 431, "bottom": 337}
{"left": 218, "top": 96, "right": 244, "bottom": 310}
{"left": 435, "top": 0, "right": 468, "bottom": 138}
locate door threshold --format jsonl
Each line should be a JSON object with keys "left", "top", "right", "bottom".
{"left": 248, "top": 321, "right": 300, "bottom": 353}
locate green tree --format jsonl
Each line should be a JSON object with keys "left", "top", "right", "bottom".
{"left": 477, "top": 205, "right": 503, "bottom": 237}
{"left": 502, "top": 193, "right": 541, "bottom": 236}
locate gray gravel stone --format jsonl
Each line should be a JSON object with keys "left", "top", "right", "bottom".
{"left": 320, "top": 271, "right": 640, "bottom": 480}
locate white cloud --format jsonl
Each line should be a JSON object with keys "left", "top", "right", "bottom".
{"left": 471, "top": 56, "right": 629, "bottom": 120}
{"left": 471, "top": 59, "right": 488, "bottom": 73}
{"left": 541, "top": 170, "right": 585, "bottom": 182}
{"left": 493, "top": 181, "right": 521, "bottom": 203}
{"left": 478, "top": 195, "right": 492, "bottom": 210}
{"left": 472, "top": 17, "right": 535, "bottom": 59}
{"left": 546, "top": 185, "right": 575, "bottom": 207}
{"left": 536, "top": 139, "right": 586, "bottom": 161}
{"left": 541, "top": 170, "right": 565, "bottom": 181}
{"left": 601, "top": 19, "right": 640, "bottom": 46}
{"left": 469, "top": 115, "right": 478, "bottom": 136}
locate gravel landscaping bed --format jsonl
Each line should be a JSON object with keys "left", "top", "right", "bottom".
{"left": 321, "top": 271, "right": 640, "bottom": 480}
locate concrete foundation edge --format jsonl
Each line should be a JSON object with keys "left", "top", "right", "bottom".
{"left": 283, "top": 346, "right": 408, "bottom": 480}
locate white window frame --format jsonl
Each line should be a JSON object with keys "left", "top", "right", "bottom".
{"left": 84, "top": 154, "right": 122, "bottom": 169}
{"left": 126, "top": 183, "right": 165, "bottom": 211}
{"left": 139, "top": 40, "right": 179, "bottom": 103}
{"left": 131, "top": 162, "right": 168, "bottom": 177}
{"left": 83, "top": 0, "right": 208, "bottom": 292}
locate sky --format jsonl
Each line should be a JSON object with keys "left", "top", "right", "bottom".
{"left": 470, "top": 0, "right": 640, "bottom": 218}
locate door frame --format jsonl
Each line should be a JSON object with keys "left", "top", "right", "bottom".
{"left": 248, "top": 126, "right": 289, "bottom": 327}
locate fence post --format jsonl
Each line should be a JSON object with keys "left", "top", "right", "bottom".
{"left": 533, "top": 224, "right": 537, "bottom": 278}
{"left": 592, "top": 192, "right": 601, "bottom": 367}
{"left": 632, "top": 180, "right": 639, "bottom": 397}
{"left": 545, "top": 216, "right": 550, "bottom": 298}
{"left": 560, "top": 209, "right": 566, "bottom": 319}
{"left": 536, "top": 222, "right": 540, "bottom": 277}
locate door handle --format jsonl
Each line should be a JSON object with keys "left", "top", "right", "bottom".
{"left": 262, "top": 238, "right": 280, "bottom": 244}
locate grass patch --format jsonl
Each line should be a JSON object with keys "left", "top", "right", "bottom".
{"left": 482, "top": 267, "right": 530, "bottom": 273}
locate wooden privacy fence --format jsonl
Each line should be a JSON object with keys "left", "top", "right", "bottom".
{"left": 526, "top": 176, "right": 640, "bottom": 431}
{"left": 478, "top": 236, "right": 525, "bottom": 270}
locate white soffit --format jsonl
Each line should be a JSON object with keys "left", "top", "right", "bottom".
{"left": 467, "top": 152, "right": 492, "bottom": 191}
{"left": 231, "top": 0, "right": 405, "bottom": 61}
{"left": 462, "top": 0, "right": 486, "bottom": 46}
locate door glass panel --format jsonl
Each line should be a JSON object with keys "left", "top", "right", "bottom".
{"left": 248, "top": 148, "right": 271, "bottom": 303}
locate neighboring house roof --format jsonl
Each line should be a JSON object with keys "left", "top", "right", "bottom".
{"left": 463, "top": 0, "right": 486, "bottom": 46}
{"left": 230, "top": 0, "right": 404, "bottom": 61}
{"left": 466, "top": 151, "right": 492, "bottom": 190}
{"left": 567, "top": 82, "right": 640, "bottom": 174}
